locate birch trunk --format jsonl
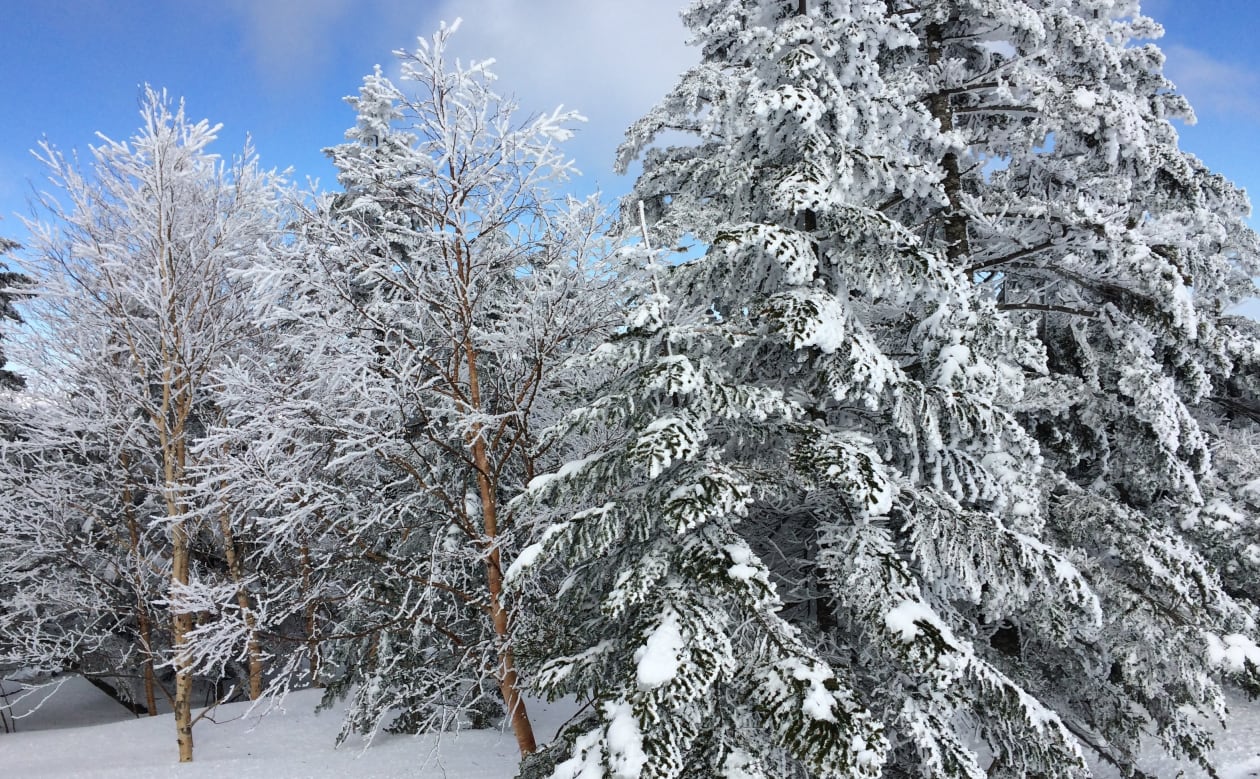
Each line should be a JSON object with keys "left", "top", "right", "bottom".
{"left": 160, "top": 383, "right": 194, "bottom": 762}
{"left": 218, "top": 498, "right": 264, "bottom": 700}
{"left": 171, "top": 519, "right": 194, "bottom": 763}
{"left": 122, "top": 457, "right": 159, "bottom": 716}
{"left": 475, "top": 445, "right": 536, "bottom": 756}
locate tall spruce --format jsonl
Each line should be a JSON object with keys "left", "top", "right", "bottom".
{"left": 0, "top": 236, "right": 27, "bottom": 446}
{"left": 511, "top": 1, "right": 1260, "bottom": 777}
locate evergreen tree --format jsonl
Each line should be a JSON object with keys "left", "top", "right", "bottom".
{"left": 872, "top": 0, "right": 1260, "bottom": 771}
{"left": 1190, "top": 412, "right": 1260, "bottom": 613}
{"left": 0, "top": 235, "right": 29, "bottom": 447}
{"left": 0, "top": 236, "right": 26, "bottom": 394}
{"left": 512, "top": 1, "right": 1260, "bottom": 777}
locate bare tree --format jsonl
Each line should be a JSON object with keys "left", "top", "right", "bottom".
{"left": 197, "top": 22, "right": 625, "bottom": 754}
{"left": 3, "top": 87, "right": 288, "bottom": 762}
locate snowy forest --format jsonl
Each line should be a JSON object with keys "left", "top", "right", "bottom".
{"left": 3, "top": 1, "right": 1260, "bottom": 777}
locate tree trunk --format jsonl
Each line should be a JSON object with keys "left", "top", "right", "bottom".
{"left": 154, "top": 203, "right": 196, "bottom": 762}
{"left": 474, "top": 454, "right": 537, "bottom": 756}
{"left": 122, "top": 455, "right": 160, "bottom": 716}
{"left": 466, "top": 344, "right": 537, "bottom": 757}
{"left": 925, "top": 21, "right": 971, "bottom": 264}
{"left": 168, "top": 425, "right": 194, "bottom": 761}
{"left": 171, "top": 518, "right": 194, "bottom": 763}
{"left": 218, "top": 497, "right": 263, "bottom": 700}
{"left": 300, "top": 543, "right": 322, "bottom": 685}
{"left": 157, "top": 354, "right": 194, "bottom": 761}
{"left": 137, "top": 604, "right": 159, "bottom": 716}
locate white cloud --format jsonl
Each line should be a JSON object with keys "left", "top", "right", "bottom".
{"left": 417, "top": 1, "right": 698, "bottom": 188}
{"left": 1164, "top": 44, "right": 1260, "bottom": 123}
{"left": 227, "top": 0, "right": 696, "bottom": 191}
{"left": 427, "top": 2, "right": 691, "bottom": 114}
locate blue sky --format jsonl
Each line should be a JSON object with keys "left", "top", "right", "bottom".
{"left": 0, "top": 0, "right": 691, "bottom": 235}
{"left": 2, "top": 1, "right": 1258, "bottom": 249}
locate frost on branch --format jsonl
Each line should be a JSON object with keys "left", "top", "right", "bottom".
{"left": 516, "top": 1, "right": 1260, "bottom": 776}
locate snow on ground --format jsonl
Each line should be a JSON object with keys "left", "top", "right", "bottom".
{"left": 1, "top": 675, "right": 137, "bottom": 731}
{"left": 0, "top": 675, "right": 1257, "bottom": 778}
{"left": 0, "top": 677, "right": 577, "bottom": 778}
{"left": 1112, "top": 691, "right": 1260, "bottom": 779}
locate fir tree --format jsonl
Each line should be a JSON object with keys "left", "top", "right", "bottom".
{"left": 872, "top": 0, "right": 1260, "bottom": 771}
{"left": 512, "top": 1, "right": 1260, "bottom": 777}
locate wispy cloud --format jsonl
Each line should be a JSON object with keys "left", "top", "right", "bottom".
{"left": 225, "top": 0, "right": 357, "bottom": 88}
{"left": 418, "top": 1, "right": 697, "bottom": 185}
{"left": 224, "top": 0, "right": 695, "bottom": 187}
{"left": 1164, "top": 44, "right": 1260, "bottom": 123}
{"left": 427, "top": 2, "right": 692, "bottom": 113}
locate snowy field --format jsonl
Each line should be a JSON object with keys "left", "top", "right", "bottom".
{"left": 1, "top": 676, "right": 1258, "bottom": 778}
{"left": 0, "top": 677, "right": 574, "bottom": 778}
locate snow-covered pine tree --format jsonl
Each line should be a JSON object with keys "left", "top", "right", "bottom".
{"left": 0, "top": 88, "right": 289, "bottom": 761}
{"left": 509, "top": 2, "right": 1130, "bottom": 777}
{"left": 0, "top": 236, "right": 26, "bottom": 394}
{"left": 514, "top": 1, "right": 1260, "bottom": 776}
{"left": 863, "top": 0, "right": 1260, "bottom": 772}
{"left": 1191, "top": 412, "right": 1260, "bottom": 616}
{"left": 197, "top": 22, "right": 624, "bottom": 754}
{"left": 0, "top": 235, "right": 28, "bottom": 446}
